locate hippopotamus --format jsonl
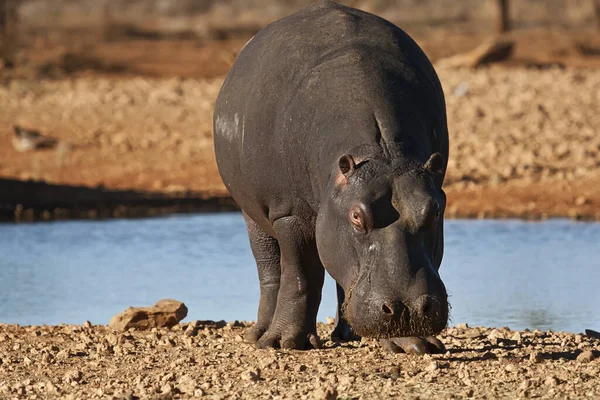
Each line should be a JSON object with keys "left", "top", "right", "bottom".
{"left": 213, "top": 0, "right": 449, "bottom": 354}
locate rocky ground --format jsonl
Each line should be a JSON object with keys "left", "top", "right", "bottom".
{"left": 0, "top": 322, "right": 599, "bottom": 399}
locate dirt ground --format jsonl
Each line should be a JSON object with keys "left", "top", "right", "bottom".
{"left": 2, "top": 15, "right": 600, "bottom": 220}
{"left": 0, "top": 322, "right": 599, "bottom": 399}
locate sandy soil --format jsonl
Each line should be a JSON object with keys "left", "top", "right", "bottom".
{"left": 0, "top": 322, "right": 599, "bottom": 399}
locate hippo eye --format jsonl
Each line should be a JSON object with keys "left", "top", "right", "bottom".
{"left": 349, "top": 205, "right": 368, "bottom": 232}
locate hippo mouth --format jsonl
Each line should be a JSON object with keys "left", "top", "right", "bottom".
{"left": 343, "top": 298, "right": 449, "bottom": 338}
{"left": 341, "top": 289, "right": 450, "bottom": 339}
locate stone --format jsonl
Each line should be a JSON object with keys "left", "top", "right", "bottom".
{"left": 576, "top": 350, "right": 596, "bottom": 363}
{"left": 314, "top": 385, "right": 338, "bottom": 400}
{"left": 241, "top": 368, "right": 261, "bottom": 382}
{"left": 529, "top": 351, "right": 543, "bottom": 364}
{"left": 63, "top": 370, "right": 82, "bottom": 383}
{"left": 177, "top": 375, "right": 197, "bottom": 394}
{"left": 294, "top": 364, "right": 307, "bottom": 372}
{"left": 545, "top": 376, "right": 559, "bottom": 387}
{"left": 109, "top": 299, "right": 188, "bottom": 331}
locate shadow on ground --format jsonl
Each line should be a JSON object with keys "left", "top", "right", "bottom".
{"left": 0, "top": 178, "right": 239, "bottom": 222}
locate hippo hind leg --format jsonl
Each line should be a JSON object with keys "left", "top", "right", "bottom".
{"left": 255, "top": 216, "right": 325, "bottom": 350}
{"left": 331, "top": 284, "right": 361, "bottom": 342}
{"left": 243, "top": 213, "right": 281, "bottom": 344}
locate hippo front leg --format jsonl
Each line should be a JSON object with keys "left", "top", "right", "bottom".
{"left": 256, "top": 216, "right": 325, "bottom": 350}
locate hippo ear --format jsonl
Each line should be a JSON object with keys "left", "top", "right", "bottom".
{"left": 424, "top": 153, "right": 445, "bottom": 175}
{"left": 338, "top": 154, "right": 357, "bottom": 178}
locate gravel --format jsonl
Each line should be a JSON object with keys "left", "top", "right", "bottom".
{"left": 0, "top": 322, "right": 598, "bottom": 399}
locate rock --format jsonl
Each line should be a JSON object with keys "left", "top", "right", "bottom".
{"left": 177, "top": 375, "right": 198, "bottom": 394}
{"left": 56, "top": 349, "right": 70, "bottom": 360}
{"left": 545, "top": 376, "right": 559, "bottom": 387}
{"left": 425, "top": 361, "right": 439, "bottom": 373}
{"left": 577, "top": 350, "right": 596, "bottom": 363}
{"left": 241, "top": 368, "right": 261, "bottom": 382}
{"left": 505, "top": 364, "right": 517, "bottom": 373}
{"left": 488, "top": 329, "right": 502, "bottom": 340}
{"left": 511, "top": 331, "right": 522, "bottom": 342}
{"left": 12, "top": 126, "right": 58, "bottom": 152}
{"left": 160, "top": 382, "right": 173, "bottom": 395}
{"left": 314, "top": 385, "right": 338, "bottom": 400}
{"left": 63, "top": 370, "right": 82, "bottom": 384}
{"left": 326, "top": 317, "right": 335, "bottom": 325}
{"left": 294, "top": 364, "right": 307, "bottom": 372}
{"left": 456, "top": 323, "right": 469, "bottom": 330}
{"left": 453, "top": 82, "right": 469, "bottom": 97}
{"left": 109, "top": 299, "right": 188, "bottom": 331}
{"left": 82, "top": 321, "right": 93, "bottom": 328}
{"left": 530, "top": 351, "right": 543, "bottom": 364}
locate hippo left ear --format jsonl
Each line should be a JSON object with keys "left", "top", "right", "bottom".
{"left": 335, "top": 154, "right": 357, "bottom": 189}
{"left": 424, "top": 153, "right": 444, "bottom": 175}
{"left": 338, "top": 154, "right": 357, "bottom": 178}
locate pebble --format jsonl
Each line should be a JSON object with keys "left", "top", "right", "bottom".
{"left": 577, "top": 350, "right": 597, "bottom": 363}
{"left": 529, "top": 351, "right": 543, "bottom": 364}
{"left": 314, "top": 385, "right": 338, "bottom": 400}
{"left": 294, "top": 364, "right": 307, "bottom": 373}
{"left": 241, "top": 368, "right": 261, "bottom": 382}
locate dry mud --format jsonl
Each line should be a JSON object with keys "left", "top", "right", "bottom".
{"left": 0, "top": 322, "right": 599, "bottom": 399}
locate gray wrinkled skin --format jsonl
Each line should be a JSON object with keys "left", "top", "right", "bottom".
{"left": 213, "top": 0, "right": 450, "bottom": 354}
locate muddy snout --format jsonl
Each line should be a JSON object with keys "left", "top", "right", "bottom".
{"left": 346, "top": 288, "right": 449, "bottom": 338}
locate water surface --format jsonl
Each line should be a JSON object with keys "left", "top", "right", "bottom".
{"left": 1, "top": 214, "right": 598, "bottom": 333}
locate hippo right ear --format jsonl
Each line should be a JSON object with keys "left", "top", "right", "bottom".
{"left": 424, "top": 153, "right": 445, "bottom": 175}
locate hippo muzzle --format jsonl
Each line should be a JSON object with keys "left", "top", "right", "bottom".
{"left": 342, "top": 277, "right": 449, "bottom": 338}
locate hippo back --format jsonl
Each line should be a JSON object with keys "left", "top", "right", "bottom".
{"left": 214, "top": 0, "right": 448, "bottom": 227}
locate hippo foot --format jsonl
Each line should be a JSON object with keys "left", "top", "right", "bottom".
{"left": 244, "top": 325, "right": 268, "bottom": 344}
{"left": 331, "top": 318, "right": 361, "bottom": 342}
{"left": 253, "top": 327, "right": 321, "bottom": 350}
{"left": 380, "top": 336, "right": 446, "bottom": 355}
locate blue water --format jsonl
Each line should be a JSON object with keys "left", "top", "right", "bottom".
{"left": 1, "top": 214, "right": 598, "bottom": 333}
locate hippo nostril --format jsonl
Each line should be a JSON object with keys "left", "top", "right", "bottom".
{"left": 422, "top": 301, "right": 432, "bottom": 316}
{"left": 381, "top": 303, "right": 394, "bottom": 315}
{"left": 415, "top": 295, "right": 439, "bottom": 318}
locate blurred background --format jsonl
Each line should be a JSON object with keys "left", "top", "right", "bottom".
{"left": 0, "top": 0, "right": 599, "bottom": 221}
{"left": 0, "top": 1, "right": 599, "bottom": 331}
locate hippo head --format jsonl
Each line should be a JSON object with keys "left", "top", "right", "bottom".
{"left": 316, "top": 149, "right": 449, "bottom": 338}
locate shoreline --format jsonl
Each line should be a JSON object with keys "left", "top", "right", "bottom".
{"left": 1, "top": 179, "right": 598, "bottom": 223}
{"left": 0, "top": 322, "right": 598, "bottom": 399}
